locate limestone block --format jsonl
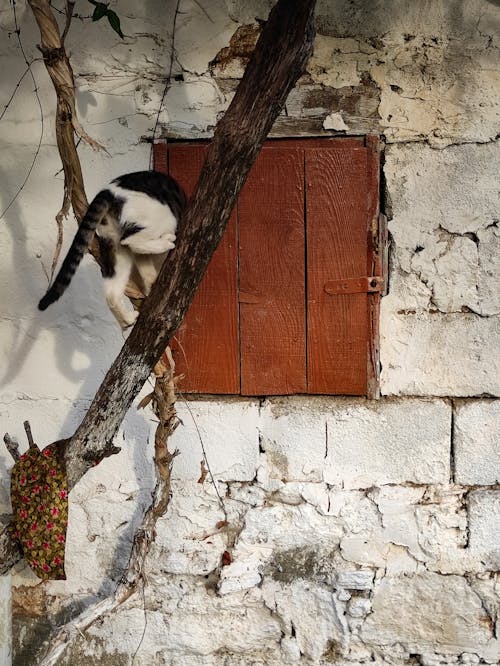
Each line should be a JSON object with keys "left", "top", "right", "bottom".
{"left": 454, "top": 401, "right": 500, "bottom": 485}
{"left": 362, "top": 572, "right": 493, "bottom": 654}
{"left": 381, "top": 311, "right": 500, "bottom": 396}
{"left": 324, "top": 399, "right": 450, "bottom": 488}
{"left": 335, "top": 570, "right": 374, "bottom": 591}
{"left": 262, "top": 579, "right": 347, "bottom": 661}
{"left": 468, "top": 490, "right": 500, "bottom": 569}
{"left": 152, "top": 483, "right": 229, "bottom": 577}
{"left": 382, "top": 142, "right": 500, "bottom": 396}
{"left": 259, "top": 397, "right": 328, "bottom": 482}
{"left": 219, "top": 503, "right": 344, "bottom": 594}
{"left": 170, "top": 399, "right": 260, "bottom": 481}
{"left": 261, "top": 397, "right": 450, "bottom": 487}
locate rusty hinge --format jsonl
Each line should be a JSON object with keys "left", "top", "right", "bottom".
{"left": 324, "top": 276, "right": 385, "bottom": 295}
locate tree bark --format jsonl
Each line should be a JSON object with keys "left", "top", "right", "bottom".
{"left": 1, "top": 0, "right": 316, "bottom": 574}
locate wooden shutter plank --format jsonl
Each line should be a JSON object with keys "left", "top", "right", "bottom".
{"left": 239, "top": 147, "right": 306, "bottom": 395}
{"left": 306, "top": 146, "right": 369, "bottom": 394}
{"left": 166, "top": 144, "right": 239, "bottom": 393}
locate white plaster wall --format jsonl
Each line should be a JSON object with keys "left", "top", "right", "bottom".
{"left": 0, "top": 1, "right": 499, "bottom": 665}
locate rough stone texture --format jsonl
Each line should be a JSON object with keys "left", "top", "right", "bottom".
{"left": 468, "top": 490, "right": 500, "bottom": 569}
{"left": 381, "top": 142, "right": 500, "bottom": 396}
{"left": 454, "top": 400, "right": 500, "bottom": 485}
{"left": 1, "top": 0, "right": 500, "bottom": 664}
{"left": 169, "top": 399, "right": 260, "bottom": 482}
{"left": 261, "top": 397, "right": 451, "bottom": 488}
{"left": 362, "top": 572, "right": 495, "bottom": 656}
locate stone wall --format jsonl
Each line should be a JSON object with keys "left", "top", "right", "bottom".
{"left": 0, "top": 1, "right": 498, "bottom": 664}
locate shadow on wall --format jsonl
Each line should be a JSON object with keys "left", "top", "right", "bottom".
{"left": 0, "top": 158, "right": 155, "bottom": 591}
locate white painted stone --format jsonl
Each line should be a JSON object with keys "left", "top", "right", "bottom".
{"left": 151, "top": 481, "right": 238, "bottom": 577}
{"left": 0, "top": 575, "right": 11, "bottom": 666}
{"left": 219, "top": 503, "right": 344, "bottom": 594}
{"left": 262, "top": 579, "right": 347, "bottom": 661}
{"left": 324, "top": 399, "right": 450, "bottom": 488}
{"left": 170, "top": 399, "right": 260, "bottom": 481}
{"left": 454, "top": 401, "right": 500, "bottom": 485}
{"left": 259, "top": 397, "right": 327, "bottom": 482}
{"left": 261, "top": 397, "right": 450, "bottom": 487}
{"left": 381, "top": 310, "right": 500, "bottom": 396}
{"left": 348, "top": 597, "right": 371, "bottom": 618}
{"left": 468, "top": 490, "right": 500, "bottom": 569}
{"left": 382, "top": 142, "right": 500, "bottom": 396}
{"left": 362, "top": 572, "right": 493, "bottom": 654}
{"left": 323, "top": 111, "right": 349, "bottom": 131}
{"left": 336, "top": 570, "right": 374, "bottom": 591}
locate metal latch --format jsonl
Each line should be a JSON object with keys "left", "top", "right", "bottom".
{"left": 324, "top": 276, "right": 385, "bottom": 295}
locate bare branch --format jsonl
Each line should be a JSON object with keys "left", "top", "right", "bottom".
{"left": 3, "top": 434, "right": 20, "bottom": 462}
{"left": 23, "top": 421, "right": 37, "bottom": 450}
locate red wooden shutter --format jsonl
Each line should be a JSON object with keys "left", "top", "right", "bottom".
{"left": 238, "top": 146, "right": 306, "bottom": 395}
{"left": 166, "top": 143, "right": 239, "bottom": 393}
{"left": 153, "top": 136, "right": 382, "bottom": 396}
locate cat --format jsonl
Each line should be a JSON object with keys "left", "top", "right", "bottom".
{"left": 38, "top": 171, "right": 186, "bottom": 328}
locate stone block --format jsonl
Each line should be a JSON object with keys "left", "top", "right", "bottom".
{"left": 362, "top": 572, "right": 493, "bottom": 654}
{"left": 468, "top": 490, "right": 500, "bottom": 569}
{"left": 261, "top": 397, "right": 450, "bottom": 488}
{"left": 455, "top": 400, "right": 500, "bottom": 485}
{"left": 381, "top": 141, "right": 500, "bottom": 397}
{"left": 381, "top": 311, "right": 500, "bottom": 396}
{"left": 170, "top": 399, "right": 260, "bottom": 481}
{"left": 324, "top": 399, "right": 450, "bottom": 488}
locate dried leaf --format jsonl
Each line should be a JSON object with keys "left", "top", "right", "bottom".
{"left": 197, "top": 460, "right": 208, "bottom": 484}
{"left": 137, "top": 393, "right": 153, "bottom": 410}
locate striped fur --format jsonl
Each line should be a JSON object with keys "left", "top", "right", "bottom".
{"left": 38, "top": 189, "right": 115, "bottom": 311}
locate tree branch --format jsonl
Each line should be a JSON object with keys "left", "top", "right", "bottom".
{"left": 1, "top": 0, "right": 316, "bottom": 573}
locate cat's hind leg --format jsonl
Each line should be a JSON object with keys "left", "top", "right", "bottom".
{"left": 134, "top": 253, "right": 165, "bottom": 295}
{"left": 103, "top": 247, "right": 138, "bottom": 329}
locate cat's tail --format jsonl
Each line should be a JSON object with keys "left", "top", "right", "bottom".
{"left": 38, "top": 189, "right": 114, "bottom": 311}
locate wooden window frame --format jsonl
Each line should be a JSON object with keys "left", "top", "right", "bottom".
{"left": 153, "top": 135, "right": 386, "bottom": 398}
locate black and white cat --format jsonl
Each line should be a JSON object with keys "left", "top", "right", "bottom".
{"left": 38, "top": 171, "right": 186, "bottom": 328}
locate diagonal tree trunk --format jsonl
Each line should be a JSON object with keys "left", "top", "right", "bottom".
{"left": 1, "top": 0, "right": 316, "bottom": 574}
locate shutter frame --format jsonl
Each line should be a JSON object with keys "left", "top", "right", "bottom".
{"left": 153, "top": 136, "right": 382, "bottom": 397}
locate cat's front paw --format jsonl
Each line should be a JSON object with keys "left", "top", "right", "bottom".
{"left": 121, "top": 309, "right": 139, "bottom": 330}
{"left": 156, "top": 234, "right": 176, "bottom": 253}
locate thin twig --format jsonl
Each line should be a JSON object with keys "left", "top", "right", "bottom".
{"left": 0, "top": 62, "right": 39, "bottom": 122}
{"left": 3, "top": 434, "right": 20, "bottom": 462}
{"left": 48, "top": 0, "right": 91, "bottom": 20}
{"left": 61, "top": 0, "right": 75, "bottom": 45}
